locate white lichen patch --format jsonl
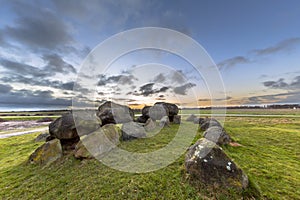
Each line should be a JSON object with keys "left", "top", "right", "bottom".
{"left": 226, "top": 161, "right": 232, "bottom": 171}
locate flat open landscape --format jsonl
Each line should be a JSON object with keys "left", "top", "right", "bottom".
{"left": 0, "top": 109, "right": 299, "bottom": 199}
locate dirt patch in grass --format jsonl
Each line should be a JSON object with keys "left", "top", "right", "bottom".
{"left": 0, "top": 121, "right": 51, "bottom": 132}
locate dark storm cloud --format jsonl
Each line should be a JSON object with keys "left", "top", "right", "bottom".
{"left": 252, "top": 38, "right": 300, "bottom": 56}
{"left": 0, "top": 89, "right": 71, "bottom": 106}
{"left": 217, "top": 56, "right": 250, "bottom": 69}
{"left": 43, "top": 54, "right": 76, "bottom": 74}
{"left": 139, "top": 83, "right": 155, "bottom": 96}
{"left": 173, "top": 83, "right": 196, "bottom": 95}
{"left": 3, "top": 1, "right": 73, "bottom": 51}
{"left": 136, "top": 83, "right": 169, "bottom": 97}
{"left": 0, "top": 84, "right": 13, "bottom": 93}
{"left": 97, "top": 74, "right": 137, "bottom": 86}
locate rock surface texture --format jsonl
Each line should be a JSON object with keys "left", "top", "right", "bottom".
{"left": 185, "top": 138, "right": 249, "bottom": 190}
{"left": 29, "top": 139, "right": 62, "bottom": 166}
{"left": 97, "top": 101, "right": 134, "bottom": 125}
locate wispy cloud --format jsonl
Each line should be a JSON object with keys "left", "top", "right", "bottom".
{"left": 252, "top": 37, "right": 300, "bottom": 56}
{"left": 263, "top": 75, "right": 300, "bottom": 90}
{"left": 217, "top": 56, "right": 250, "bottom": 69}
{"left": 97, "top": 74, "right": 138, "bottom": 86}
{"left": 245, "top": 92, "right": 300, "bottom": 105}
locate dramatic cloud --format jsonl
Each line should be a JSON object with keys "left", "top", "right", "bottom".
{"left": 0, "top": 84, "right": 13, "bottom": 93}
{"left": 217, "top": 56, "right": 250, "bottom": 69}
{"left": 0, "top": 89, "right": 71, "bottom": 106}
{"left": 0, "top": 75, "right": 75, "bottom": 91}
{"left": 97, "top": 74, "right": 137, "bottom": 86}
{"left": 0, "top": 55, "right": 76, "bottom": 79}
{"left": 253, "top": 37, "right": 300, "bottom": 56}
{"left": 3, "top": 1, "right": 73, "bottom": 51}
{"left": 43, "top": 54, "right": 76, "bottom": 74}
{"left": 139, "top": 83, "right": 155, "bottom": 96}
{"left": 136, "top": 83, "right": 169, "bottom": 97}
{"left": 173, "top": 83, "right": 196, "bottom": 95}
{"left": 0, "top": 58, "right": 48, "bottom": 77}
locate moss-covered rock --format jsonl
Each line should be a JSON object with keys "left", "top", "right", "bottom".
{"left": 28, "top": 139, "right": 62, "bottom": 166}
{"left": 75, "top": 124, "right": 121, "bottom": 159}
{"left": 203, "top": 126, "right": 232, "bottom": 145}
{"left": 121, "top": 121, "right": 146, "bottom": 141}
{"left": 185, "top": 138, "right": 249, "bottom": 191}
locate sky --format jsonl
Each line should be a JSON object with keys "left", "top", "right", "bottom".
{"left": 0, "top": 0, "right": 300, "bottom": 111}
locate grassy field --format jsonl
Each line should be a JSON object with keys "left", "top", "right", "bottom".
{"left": 0, "top": 113, "right": 299, "bottom": 199}
{"left": 180, "top": 108, "right": 300, "bottom": 116}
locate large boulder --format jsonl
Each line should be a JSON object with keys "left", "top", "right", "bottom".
{"left": 48, "top": 113, "right": 80, "bottom": 152}
{"left": 203, "top": 126, "right": 232, "bottom": 145}
{"left": 34, "top": 132, "right": 50, "bottom": 142}
{"left": 49, "top": 113, "right": 78, "bottom": 140}
{"left": 141, "top": 106, "right": 151, "bottom": 118}
{"left": 193, "top": 117, "right": 205, "bottom": 125}
{"left": 159, "top": 116, "right": 170, "bottom": 127}
{"left": 173, "top": 115, "right": 181, "bottom": 124}
{"left": 154, "top": 102, "right": 179, "bottom": 122}
{"left": 28, "top": 139, "right": 62, "bottom": 166}
{"left": 200, "top": 118, "right": 222, "bottom": 131}
{"left": 149, "top": 104, "right": 169, "bottom": 120}
{"left": 136, "top": 115, "right": 148, "bottom": 123}
{"left": 122, "top": 121, "right": 146, "bottom": 141}
{"left": 144, "top": 118, "right": 156, "bottom": 132}
{"left": 74, "top": 140, "right": 93, "bottom": 159}
{"left": 97, "top": 101, "right": 134, "bottom": 125}
{"left": 76, "top": 124, "right": 122, "bottom": 159}
{"left": 185, "top": 138, "right": 249, "bottom": 190}
{"left": 74, "top": 111, "right": 102, "bottom": 136}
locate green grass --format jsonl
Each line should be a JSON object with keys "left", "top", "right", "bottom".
{"left": 223, "top": 117, "right": 300, "bottom": 199}
{"left": 0, "top": 115, "right": 59, "bottom": 121}
{"left": 180, "top": 108, "right": 300, "bottom": 116}
{"left": 0, "top": 125, "right": 48, "bottom": 135}
{"left": 0, "top": 116, "right": 299, "bottom": 199}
